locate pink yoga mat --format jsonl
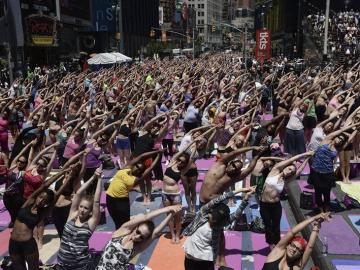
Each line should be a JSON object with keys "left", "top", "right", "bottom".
{"left": 89, "top": 231, "right": 113, "bottom": 251}
{"left": 223, "top": 231, "right": 242, "bottom": 270}
{"left": 0, "top": 200, "right": 10, "bottom": 228}
{"left": 251, "top": 233, "right": 270, "bottom": 270}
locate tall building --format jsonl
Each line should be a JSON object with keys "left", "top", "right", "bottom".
{"left": 188, "top": 0, "right": 223, "bottom": 48}
{"left": 160, "top": 0, "right": 176, "bottom": 24}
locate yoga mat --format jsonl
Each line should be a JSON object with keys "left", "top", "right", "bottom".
{"left": 196, "top": 158, "right": 215, "bottom": 170}
{"left": 0, "top": 200, "right": 11, "bottom": 228}
{"left": 348, "top": 215, "right": 360, "bottom": 234}
{"left": 251, "top": 233, "right": 270, "bottom": 270}
{"left": 40, "top": 229, "right": 61, "bottom": 264}
{"left": 147, "top": 235, "right": 186, "bottom": 270}
{"left": 0, "top": 229, "right": 11, "bottom": 256}
{"left": 263, "top": 114, "right": 273, "bottom": 121}
{"left": 297, "top": 180, "right": 336, "bottom": 200}
{"left": 332, "top": 259, "right": 360, "bottom": 270}
{"left": 319, "top": 215, "right": 360, "bottom": 255}
{"left": 89, "top": 231, "right": 113, "bottom": 251}
{"left": 223, "top": 231, "right": 242, "bottom": 270}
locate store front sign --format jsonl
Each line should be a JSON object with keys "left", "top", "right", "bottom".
{"left": 26, "top": 15, "right": 57, "bottom": 46}
{"left": 255, "top": 28, "right": 271, "bottom": 63}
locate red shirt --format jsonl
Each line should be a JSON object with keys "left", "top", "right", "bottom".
{"left": 23, "top": 170, "right": 43, "bottom": 199}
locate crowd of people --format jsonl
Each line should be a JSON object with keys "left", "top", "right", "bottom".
{"left": 1, "top": 53, "right": 359, "bottom": 270}
{"left": 308, "top": 11, "right": 360, "bottom": 63}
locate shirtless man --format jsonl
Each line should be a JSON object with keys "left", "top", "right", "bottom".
{"left": 199, "top": 146, "right": 265, "bottom": 266}
{"left": 199, "top": 146, "right": 266, "bottom": 205}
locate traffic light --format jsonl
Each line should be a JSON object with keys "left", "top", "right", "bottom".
{"left": 161, "top": 30, "right": 167, "bottom": 42}
{"left": 150, "top": 29, "right": 155, "bottom": 37}
{"left": 212, "top": 25, "right": 216, "bottom": 32}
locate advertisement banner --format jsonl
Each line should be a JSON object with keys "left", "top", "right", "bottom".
{"left": 26, "top": 15, "right": 57, "bottom": 46}
{"left": 255, "top": 29, "right": 271, "bottom": 63}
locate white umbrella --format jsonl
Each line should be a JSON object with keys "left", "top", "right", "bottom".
{"left": 87, "top": 52, "right": 132, "bottom": 65}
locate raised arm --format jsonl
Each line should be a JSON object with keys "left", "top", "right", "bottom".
{"left": 88, "top": 168, "right": 103, "bottom": 231}
{"left": 114, "top": 205, "right": 180, "bottom": 237}
{"left": 273, "top": 151, "right": 313, "bottom": 171}
{"left": 29, "top": 142, "right": 59, "bottom": 168}
{"left": 68, "top": 172, "right": 100, "bottom": 220}
{"left": 220, "top": 146, "right": 256, "bottom": 164}
{"left": 126, "top": 150, "right": 162, "bottom": 168}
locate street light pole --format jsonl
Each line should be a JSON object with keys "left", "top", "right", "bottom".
{"left": 192, "top": 28, "right": 195, "bottom": 59}
{"left": 323, "top": 0, "right": 330, "bottom": 60}
{"left": 244, "top": 24, "right": 247, "bottom": 65}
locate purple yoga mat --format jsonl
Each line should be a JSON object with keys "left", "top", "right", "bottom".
{"left": 195, "top": 158, "right": 215, "bottom": 170}
{"left": 263, "top": 114, "right": 273, "bottom": 121}
{"left": 251, "top": 233, "right": 270, "bottom": 270}
{"left": 0, "top": 200, "right": 10, "bottom": 228}
{"left": 319, "top": 215, "right": 360, "bottom": 255}
{"left": 297, "top": 180, "right": 336, "bottom": 200}
{"left": 223, "top": 231, "right": 242, "bottom": 270}
{"left": 89, "top": 231, "right": 113, "bottom": 251}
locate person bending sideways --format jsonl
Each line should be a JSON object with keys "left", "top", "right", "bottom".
{"left": 263, "top": 212, "right": 330, "bottom": 270}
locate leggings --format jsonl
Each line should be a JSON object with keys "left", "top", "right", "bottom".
{"left": 260, "top": 201, "right": 282, "bottom": 245}
{"left": 314, "top": 186, "right": 331, "bottom": 210}
{"left": 152, "top": 152, "right": 163, "bottom": 181}
{"left": 162, "top": 139, "right": 174, "bottom": 158}
{"left": 53, "top": 204, "right": 71, "bottom": 238}
{"left": 3, "top": 193, "right": 24, "bottom": 224}
{"left": 106, "top": 195, "right": 130, "bottom": 230}
{"left": 184, "top": 257, "right": 214, "bottom": 270}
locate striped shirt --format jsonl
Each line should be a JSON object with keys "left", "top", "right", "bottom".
{"left": 57, "top": 219, "right": 93, "bottom": 270}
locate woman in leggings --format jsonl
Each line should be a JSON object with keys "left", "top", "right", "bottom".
{"left": 9, "top": 168, "right": 71, "bottom": 270}
{"left": 106, "top": 150, "right": 162, "bottom": 229}
{"left": 260, "top": 152, "right": 313, "bottom": 250}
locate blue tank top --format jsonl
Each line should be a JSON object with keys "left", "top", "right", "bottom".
{"left": 311, "top": 144, "right": 337, "bottom": 173}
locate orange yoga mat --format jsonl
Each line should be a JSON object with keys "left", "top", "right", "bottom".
{"left": 147, "top": 235, "right": 187, "bottom": 270}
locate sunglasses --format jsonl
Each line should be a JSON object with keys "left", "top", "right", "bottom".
{"left": 289, "top": 242, "right": 303, "bottom": 254}
{"left": 177, "top": 158, "right": 187, "bottom": 164}
{"left": 17, "top": 160, "right": 27, "bottom": 164}
{"left": 136, "top": 229, "right": 146, "bottom": 241}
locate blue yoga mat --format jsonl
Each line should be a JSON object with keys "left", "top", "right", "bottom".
{"left": 348, "top": 215, "right": 360, "bottom": 234}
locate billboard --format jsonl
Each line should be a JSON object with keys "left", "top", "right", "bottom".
{"left": 25, "top": 15, "right": 57, "bottom": 46}
{"left": 256, "top": 28, "right": 271, "bottom": 63}
{"left": 91, "top": 0, "right": 116, "bottom": 32}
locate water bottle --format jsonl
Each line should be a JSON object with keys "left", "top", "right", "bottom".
{"left": 248, "top": 210, "right": 253, "bottom": 224}
{"left": 146, "top": 207, "right": 150, "bottom": 213}
{"left": 321, "top": 237, "right": 328, "bottom": 256}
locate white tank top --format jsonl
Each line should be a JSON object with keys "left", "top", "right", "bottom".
{"left": 265, "top": 174, "right": 284, "bottom": 193}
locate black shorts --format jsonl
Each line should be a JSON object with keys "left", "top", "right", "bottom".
{"left": 260, "top": 96, "right": 269, "bottom": 107}
{"left": 184, "top": 167, "right": 198, "bottom": 177}
{"left": 9, "top": 238, "right": 38, "bottom": 255}
{"left": 303, "top": 116, "right": 317, "bottom": 129}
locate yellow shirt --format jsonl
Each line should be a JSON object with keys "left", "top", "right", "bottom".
{"left": 106, "top": 169, "right": 136, "bottom": 198}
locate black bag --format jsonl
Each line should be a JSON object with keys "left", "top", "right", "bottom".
{"left": 300, "top": 191, "right": 314, "bottom": 209}
{"left": 232, "top": 213, "right": 249, "bottom": 231}
{"left": 250, "top": 217, "right": 265, "bottom": 233}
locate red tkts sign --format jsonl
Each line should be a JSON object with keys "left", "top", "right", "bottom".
{"left": 256, "top": 29, "right": 271, "bottom": 63}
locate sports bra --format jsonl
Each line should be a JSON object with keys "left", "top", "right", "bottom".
{"left": 262, "top": 257, "right": 295, "bottom": 270}
{"left": 17, "top": 204, "right": 42, "bottom": 230}
{"left": 164, "top": 167, "right": 181, "bottom": 183}
{"left": 265, "top": 174, "right": 284, "bottom": 193}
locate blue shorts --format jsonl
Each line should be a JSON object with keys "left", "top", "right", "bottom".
{"left": 116, "top": 137, "right": 131, "bottom": 150}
